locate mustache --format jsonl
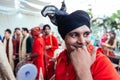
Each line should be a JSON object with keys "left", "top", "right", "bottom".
{"left": 72, "top": 44, "right": 87, "bottom": 48}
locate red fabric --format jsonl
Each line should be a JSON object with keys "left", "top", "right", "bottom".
{"left": 87, "top": 44, "right": 94, "bottom": 56}
{"left": 31, "top": 27, "right": 41, "bottom": 36}
{"left": 46, "top": 60, "right": 55, "bottom": 79}
{"left": 32, "top": 36, "right": 45, "bottom": 80}
{"left": 47, "top": 48, "right": 120, "bottom": 80}
{"left": 91, "top": 48, "right": 119, "bottom": 80}
{"left": 15, "top": 36, "right": 20, "bottom": 53}
{"left": 55, "top": 50, "right": 76, "bottom": 80}
{"left": 12, "top": 39, "right": 16, "bottom": 55}
{"left": 109, "top": 51, "right": 115, "bottom": 56}
{"left": 98, "top": 48, "right": 115, "bottom": 56}
{"left": 42, "top": 34, "right": 58, "bottom": 80}
{"left": 43, "top": 34, "right": 58, "bottom": 57}
{"left": 43, "top": 34, "right": 58, "bottom": 64}
{"left": 101, "top": 35, "right": 107, "bottom": 43}
{"left": 3, "top": 38, "right": 16, "bottom": 59}
{"left": 100, "top": 35, "right": 107, "bottom": 47}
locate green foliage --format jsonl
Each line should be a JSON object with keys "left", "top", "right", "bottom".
{"left": 92, "top": 10, "right": 120, "bottom": 30}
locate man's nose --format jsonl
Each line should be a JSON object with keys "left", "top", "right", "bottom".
{"left": 77, "top": 36, "right": 85, "bottom": 44}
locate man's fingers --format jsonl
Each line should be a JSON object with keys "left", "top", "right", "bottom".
{"left": 91, "top": 47, "right": 97, "bottom": 64}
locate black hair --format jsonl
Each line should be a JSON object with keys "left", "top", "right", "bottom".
{"left": 22, "top": 28, "right": 29, "bottom": 33}
{"left": 108, "top": 30, "right": 116, "bottom": 45}
{"left": 15, "top": 28, "right": 20, "bottom": 31}
{"left": 5, "top": 29, "right": 11, "bottom": 34}
{"left": 43, "top": 24, "right": 51, "bottom": 31}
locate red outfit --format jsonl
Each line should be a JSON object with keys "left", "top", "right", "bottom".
{"left": 99, "top": 48, "right": 115, "bottom": 56}
{"left": 32, "top": 36, "right": 45, "bottom": 80}
{"left": 43, "top": 34, "right": 58, "bottom": 64}
{"left": 100, "top": 34, "right": 107, "bottom": 47}
{"left": 43, "top": 34, "right": 58, "bottom": 57}
{"left": 47, "top": 48, "right": 120, "bottom": 80}
{"left": 43, "top": 34, "right": 58, "bottom": 80}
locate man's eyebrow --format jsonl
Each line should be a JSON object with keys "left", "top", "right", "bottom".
{"left": 85, "top": 31, "right": 91, "bottom": 33}
{"left": 68, "top": 32, "right": 77, "bottom": 34}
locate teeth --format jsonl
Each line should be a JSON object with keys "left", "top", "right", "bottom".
{"left": 74, "top": 45, "right": 82, "bottom": 48}
{"left": 73, "top": 44, "right": 87, "bottom": 48}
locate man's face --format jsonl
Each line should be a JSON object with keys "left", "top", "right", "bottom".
{"left": 16, "top": 29, "right": 21, "bottom": 35}
{"left": 109, "top": 32, "right": 114, "bottom": 38}
{"left": 44, "top": 26, "right": 51, "bottom": 35}
{"left": 4, "top": 31, "right": 11, "bottom": 39}
{"left": 22, "top": 30, "right": 26, "bottom": 36}
{"left": 64, "top": 25, "right": 91, "bottom": 53}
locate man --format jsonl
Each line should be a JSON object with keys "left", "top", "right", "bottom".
{"left": 101, "top": 30, "right": 117, "bottom": 56}
{"left": 13, "top": 28, "right": 23, "bottom": 76}
{"left": 0, "top": 41, "right": 16, "bottom": 80}
{"left": 19, "top": 28, "right": 33, "bottom": 61}
{"left": 42, "top": 24, "right": 58, "bottom": 79}
{"left": 2, "top": 29, "right": 16, "bottom": 70}
{"left": 41, "top": 6, "right": 120, "bottom": 80}
{"left": 0, "top": 35, "right": 2, "bottom": 41}
{"left": 14, "top": 28, "right": 23, "bottom": 56}
{"left": 31, "top": 26, "right": 45, "bottom": 80}
{"left": 42, "top": 24, "right": 58, "bottom": 59}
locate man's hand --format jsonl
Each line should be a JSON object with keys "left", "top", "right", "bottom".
{"left": 70, "top": 44, "right": 97, "bottom": 80}
{"left": 45, "top": 45, "right": 52, "bottom": 49}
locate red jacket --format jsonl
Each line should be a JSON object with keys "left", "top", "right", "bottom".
{"left": 32, "top": 36, "right": 45, "bottom": 79}
{"left": 43, "top": 34, "right": 58, "bottom": 57}
{"left": 47, "top": 48, "right": 120, "bottom": 80}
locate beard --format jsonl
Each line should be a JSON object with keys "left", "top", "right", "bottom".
{"left": 45, "top": 32, "right": 49, "bottom": 35}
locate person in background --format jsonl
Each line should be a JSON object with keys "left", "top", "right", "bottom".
{"left": 30, "top": 26, "right": 45, "bottom": 80}
{"left": 41, "top": 7, "right": 120, "bottom": 80}
{"left": 100, "top": 30, "right": 109, "bottom": 47}
{"left": 0, "top": 41, "right": 16, "bottom": 80}
{"left": 2, "top": 29, "right": 16, "bottom": 70}
{"left": 19, "top": 28, "right": 33, "bottom": 61}
{"left": 0, "top": 35, "right": 2, "bottom": 41}
{"left": 101, "top": 30, "right": 117, "bottom": 56}
{"left": 12, "top": 31, "right": 16, "bottom": 39}
{"left": 13, "top": 28, "right": 23, "bottom": 76}
{"left": 42, "top": 24, "right": 58, "bottom": 79}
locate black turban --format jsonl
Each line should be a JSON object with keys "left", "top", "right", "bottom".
{"left": 41, "top": 6, "right": 90, "bottom": 39}
{"left": 56, "top": 10, "right": 90, "bottom": 39}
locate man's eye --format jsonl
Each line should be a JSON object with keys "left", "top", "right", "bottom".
{"left": 83, "top": 32, "right": 90, "bottom": 37}
{"left": 69, "top": 32, "right": 78, "bottom": 38}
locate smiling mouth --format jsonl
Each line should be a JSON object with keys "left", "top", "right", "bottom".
{"left": 72, "top": 44, "right": 84, "bottom": 49}
{"left": 72, "top": 43, "right": 88, "bottom": 48}
{"left": 74, "top": 45, "right": 82, "bottom": 48}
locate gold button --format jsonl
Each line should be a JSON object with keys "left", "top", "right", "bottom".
{"left": 66, "top": 72, "right": 69, "bottom": 76}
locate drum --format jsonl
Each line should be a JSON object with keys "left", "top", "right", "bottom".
{"left": 16, "top": 60, "right": 37, "bottom": 80}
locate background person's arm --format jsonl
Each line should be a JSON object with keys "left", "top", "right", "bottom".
{"left": 102, "top": 39, "right": 117, "bottom": 49}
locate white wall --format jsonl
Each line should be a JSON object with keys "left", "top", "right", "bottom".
{"left": 0, "top": 13, "right": 59, "bottom": 37}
